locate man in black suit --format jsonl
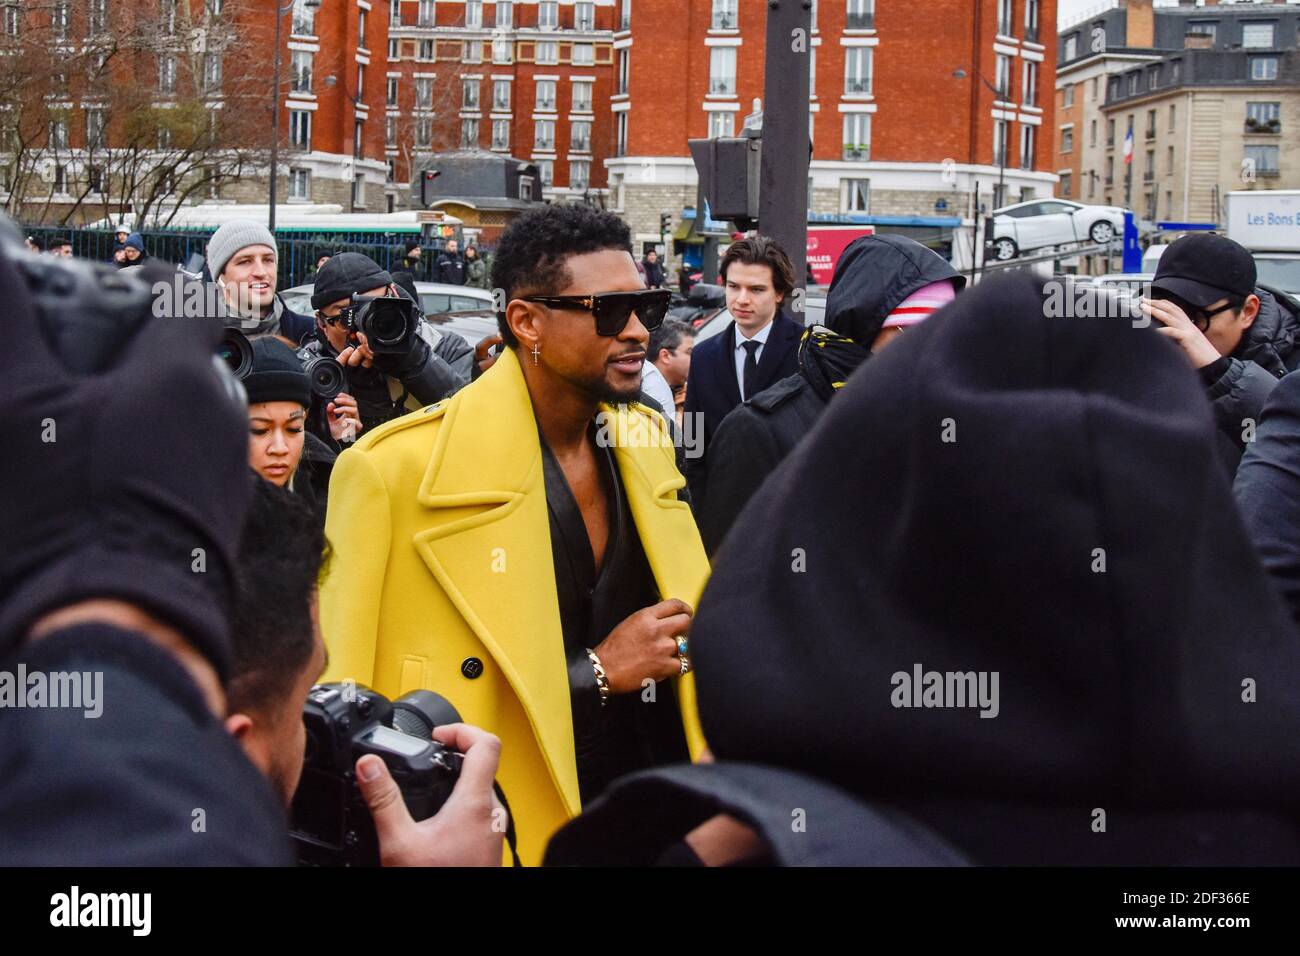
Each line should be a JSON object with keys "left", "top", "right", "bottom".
{"left": 682, "top": 235, "right": 802, "bottom": 501}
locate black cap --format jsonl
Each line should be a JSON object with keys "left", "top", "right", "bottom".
{"left": 310, "top": 252, "right": 393, "bottom": 310}
{"left": 245, "top": 337, "right": 310, "bottom": 407}
{"left": 1152, "top": 233, "right": 1256, "bottom": 308}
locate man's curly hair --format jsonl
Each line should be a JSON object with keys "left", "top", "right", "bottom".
{"left": 490, "top": 203, "right": 633, "bottom": 347}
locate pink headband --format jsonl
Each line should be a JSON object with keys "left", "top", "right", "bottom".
{"left": 882, "top": 280, "right": 957, "bottom": 329}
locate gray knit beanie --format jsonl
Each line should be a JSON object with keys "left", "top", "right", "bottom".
{"left": 207, "top": 219, "right": 277, "bottom": 280}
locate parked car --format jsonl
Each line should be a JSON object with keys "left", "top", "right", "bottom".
{"left": 989, "top": 200, "right": 1127, "bottom": 261}
{"left": 280, "top": 282, "right": 494, "bottom": 320}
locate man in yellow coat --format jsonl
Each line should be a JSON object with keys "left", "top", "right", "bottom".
{"left": 320, "top": 204, "right": 708, "bottom": 865}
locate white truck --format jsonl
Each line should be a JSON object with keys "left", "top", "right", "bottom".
{"left": 1226, "top": 190, "right": 1300, "bottom": 300}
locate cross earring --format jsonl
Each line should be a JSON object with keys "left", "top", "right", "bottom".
{"left": 531, "top": 343, "right": 540, "bottom": 366}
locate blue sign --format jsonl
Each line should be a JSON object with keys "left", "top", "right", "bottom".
{"left": 1122, "top": 211, "right": 1143, "bottom": 273}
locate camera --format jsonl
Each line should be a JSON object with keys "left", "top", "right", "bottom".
{"left": 217, "top": 328, "right": 255, "bottom": 379}
{"left": 289, "top": 683, "right": 463, "bottom": 867}
{"left": 302, "top": 355, "right": 347, "bottom": 401}
{"left": 342, "top": 294, "right": 416, "bottom": 354}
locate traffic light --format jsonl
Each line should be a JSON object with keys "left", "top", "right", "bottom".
{"left": 688, "top": 131, "right": 761, "bottom": 228}
{"left": 419, "top": 169, "right": 442, "bottom": 208}
{"left": 660, "top": 212, "right": 672, "bottom": 236}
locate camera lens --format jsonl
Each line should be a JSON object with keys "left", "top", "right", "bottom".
{"left": 217, "top": 329, "right": 254, "bottom": 379}
{"left": 368, "top": 305, "right": 408, "bottom": 347}
{"left": 304, "top": 356, "right": 346, "bottom": 401}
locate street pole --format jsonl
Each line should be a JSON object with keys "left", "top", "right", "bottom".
{"left": 758, "top": 0, "right": 812, "bottom": 292}
{"left": 268, "top": 6, "right": 284, "bottom": 233}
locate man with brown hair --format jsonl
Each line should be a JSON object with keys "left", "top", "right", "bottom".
{"left": 682, "top": 235, "right": 803, "bottom": 497}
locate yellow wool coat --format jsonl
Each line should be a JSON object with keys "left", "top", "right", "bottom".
{"left": 319, "top": 347, "right": 709, "bottom": 865}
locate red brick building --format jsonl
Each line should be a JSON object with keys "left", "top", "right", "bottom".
{"left": 384, "top": 0, "right": 616, "bottom": 211}
{"left": 608, "top": 0, "right": 1058, "bottom": 259}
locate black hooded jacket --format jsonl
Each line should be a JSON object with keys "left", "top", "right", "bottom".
{"left": 547, "top": 273, "right": 1300, "bottom": 866}
{"left": 696, "top": 235, "right": 963, "bottom": 555}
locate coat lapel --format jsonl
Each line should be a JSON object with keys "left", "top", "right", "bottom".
{"left": 754, "top": 312, "right": 800, "bottom": 393}
{"left": 409, "top": 348, "right": 582, "bottom": 815}
{"left": 716, "top": 321, "right": 743, "bottom": 409}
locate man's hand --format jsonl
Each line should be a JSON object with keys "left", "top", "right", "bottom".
{"left": 593, "top": 599, "right": 693, "bottom": 694}
{"left": 475, "top": 334, "right": 504, "bottom": 375}
{"left": 326, "top": 391, "right": 363, "bottom": 443}
{"left": 356, "top": 723, "right": 505, "bottom": 867}
{"left": 337, "top": 335, "right": 375, "bottom": 369}
{"left": 1141, "top": 298, "right": 1222, "bottom": 370}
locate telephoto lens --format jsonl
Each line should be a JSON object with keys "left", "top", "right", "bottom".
{"left": 303, "top": 356, "right": 347, "bottom": 401}
{"left": 351, "top": 295, "right": 414, "bottom": 353}
{"left": 217, "top": 328, "right": 254, "bottom": 379}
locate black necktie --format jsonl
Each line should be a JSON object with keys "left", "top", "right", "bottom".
{"left": 741, "top": 340, "right": 761, "bottom": 401}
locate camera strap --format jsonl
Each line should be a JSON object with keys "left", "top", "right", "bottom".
{"left": 494, "top": 782, "right": 522, "bottom": 868}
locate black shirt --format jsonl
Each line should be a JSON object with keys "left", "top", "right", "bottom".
{"left": 540, "top": 424, "right": 690, "bottom": 805}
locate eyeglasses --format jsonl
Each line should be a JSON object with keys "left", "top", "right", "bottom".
{"left": 523, "top": 289, "right": 671, "bottom": 337}
{"left": 1151, "top": 292, "right": 1235, "bottom": 332}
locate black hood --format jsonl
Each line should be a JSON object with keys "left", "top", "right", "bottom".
{"left": 690, "top": 272, "right": 1300, "bottom": 860}
{"left": 1236, "top": 286, "right": 1300, "bottom": 377}
{"left": 823, "top": 234, "right": 965, "bottom": 346}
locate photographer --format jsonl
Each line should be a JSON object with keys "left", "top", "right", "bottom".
{"left": 227, "top": 480, "right": 505, "bottom": 866}
{"left": 297, "top": 253, "right": 473, "bottom": 436}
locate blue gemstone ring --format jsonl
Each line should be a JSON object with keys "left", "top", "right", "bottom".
{"left": 676, "top": 636, "right": 689, "bottom": 658}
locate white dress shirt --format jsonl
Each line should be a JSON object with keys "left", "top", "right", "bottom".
{"left": 640, "top": 361, "right": 676, "bottom": 422}
{"left": 733, "top": 319, "right": 774, "bottom": 400}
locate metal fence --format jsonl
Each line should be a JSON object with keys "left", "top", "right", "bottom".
{"left": 17, "top": 225, "right": 445, "bottom": 289}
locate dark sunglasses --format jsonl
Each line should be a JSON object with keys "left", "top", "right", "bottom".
{"left": 1150, "top": 291, "right": 1235, "bottom": 332}
{"left": 523, "top": 289, "right": 671, "bottom": 336}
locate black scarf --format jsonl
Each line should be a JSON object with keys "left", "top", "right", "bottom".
{"left": 797, "top": 325, "right": 870, "bottom": 402}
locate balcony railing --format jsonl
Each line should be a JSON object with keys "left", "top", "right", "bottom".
{"left": 709, "top": 78, "right": 736, "bottom": 95}
{"left": 842, "top": 145, "right": 870, "bottom": 161}
{"left": 1245, "top": 117, "right": 1282, "bottom": 134}
{"left": 845, "top": 79, "right": 872, "bottom": 94}
{"left": 846, "top": 12, "right": 875, "bottom": 30}
{"left": 712, "top": 12, "right": 737, "bottom": 30}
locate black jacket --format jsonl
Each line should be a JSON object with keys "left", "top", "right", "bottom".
{"left": 1203, "top": 286, "right": 1300, "bottom": 473}
{"left": 642, "top": 259, "right": 665, "bottom": 288}
{"left": 557, "top": 273, "right": 1300, "bottom": 865}
{"left": 682, "top": 311, "right": 802, "bottom": 498}
{"left": 435, "top": 251, "right": 466, "bottom": 286}
{"left": 0, "top": 624, "right": 292, "bottom": 865}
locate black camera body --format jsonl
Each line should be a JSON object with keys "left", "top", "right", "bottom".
{"left": 289, "top": 683, "right": 462, "bottom": 867}
{"left": 342, "top": 294, "right": 416, "bottom": 354}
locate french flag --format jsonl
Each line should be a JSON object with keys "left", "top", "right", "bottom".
{"left": 1123, "top": 126, "right": 1134, "bottom": 165}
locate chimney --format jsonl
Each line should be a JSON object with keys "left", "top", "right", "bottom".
{"left": 1126, "top": 0, "right": 1155, "bottom": 49}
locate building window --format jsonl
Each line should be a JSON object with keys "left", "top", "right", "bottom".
{"left": 575, "top": 1, "right": 595, "bottom": 31}
{"left": 461, "top": 117, "right": 479, "bottom": 147}
{"left": 842, "top": 113, "right": 870, "bottom": 161}
{"left": 389, "top": 38, "right": 400, "bottom": 60}
{"left": 202, "top": 54, "right": 222, "bottom": 92}
{"left": 1167, "top": 145, "right": 1175, "bottom": 174}
{"left": 385, "top": 116, "right": 396, "bottom": 145}
{"left": 536, "top": 41, "right": 558, "bottom": 64}
{"left": 89, "top": 0, "right": 108, "bottom": 35}
{"left": 418, "top": 0, "right": 436, "bottom": 28}
{"left": 536, "top": 159, "right": 553, "bottom": 187}
{"left": 1169, "top": 103, "right": 1176, "bottom": 132}
{"left": 292, "top": 51, "right": 313, "bottom": 93}
{"left": 1023, "top": 62, "right": 1038, "bottom": 107}
{"left": 536, "top": 79, "right": 556, "bottom": 111}
{"left": 464, "top": 40, "right": 482, "bottom": 63}
{"left": 1143, "top": 148, "right": 1154, "bottom": 182}
{"left": 1062, "top": 83, "right": 1074, "bottom": 108}
{"left": 1020, "top": 124, "right": 1036, "bottom": 169}
{"left": 416, "top": 116, "right": 433, "bottom": 147}
{"left": 570, "top": 160, "right": 590, "bottom": 191}
{"left": 1107, "top": 117, "right": 1115, "bottom": 147}
{"left": 845, "top": 47, "right": 872, "bottom": 95}
{"left": 993, "top": 118, "right": 1009, "bottom": 166}
{"left": 1060, "top": 126, "right": 1073, "bottom": 153}
{"left": 1247, "top": 101, "right": 1281, "bottom": 132}
{"left": 1242, "top": 23, "right": 1275, "bottom": 50}
{"left": 419, "top": 39, "right": 435, "bottom": 61}
{"left": 1250, "top": 57, "right": 1278, "bottom": 81}
{"left": 466, "top": 0, "right": 483, "bottom": 28}
{"left": 519, "top": 174, "right": 534, "bottom": 201}
{"left": 463, "top": 78, "right": 480, "bottom": 109}
{"left": 538, "top": 0, "right": 558, "bottom": 30}
{"left": 391, "top": 1, "right": 401, "bottom": 26}
{"left": 158, "top": 55, "right": 177, "bottom": 93}
{"left": 49, "top": 119, "right": 68, "bottom": 150}
{"left": 497, "top": 1, "right": 513, "bottom": 29}
{"left": 573, "top": 80, "right": 593, "bottom": 112}
{"left": 492, "top": 119, "right": 510, "bottom": 149}
{"left": 617, "top": 49, "right": 630, "bottom": 94}
{"left": 841, "top": 177, "right": 870, "bottom": 212}
{"left": 619, "top": 0, "right": 630, "bottom": 32}
{"left": 86, "top": 109, "right": 106, "bottom": 149}
{"left": 3, "top": 3, "right": 19, "bottom": 37}
{"left": 1025, "top": 0, "right": 1040, "bottom": 43}
{"left": 535, "top": 118, "right": 555, "bottom": 150}
{"left": 1127, "top": 72, "right": 1138, "bottom": 95}
{"left": 568, "top": 119, "right": 592, "bottom": 152}
{"left": 290, "top": 109, "right": 311, "bottom": 150}
{"left": 615, "top": 111, "right": 628, "bottom": 156}
{"left": 997, "top": 0, "right": 1013, "bottom": 37}
{"left": 493, "top": 37, "right": 513, "bottom": 62}
{"left": 1063, "top": 33, "right": 1077, "bottom": 61}
{"left": 358, "top": 8, "right": 367, "bottom": 47}
{"left": 1146, "top": 108, "right": 1156, "bottom": 139}
{"left": 846, "top": 0, "right": 874, "bottom": 31}
{"left": 157, "top": 125, "right": 172, "bottom": 150}
{"left": 1105, "top": 155, "right": 1113, "bottom": 186}
{"left": 573, "top": 43, "right": 594, "bottom": 66}
{"left": 710, "top": 47, "right": 736, "bottom": 94}
{"left": 712, "top": 0, "right": 737, "bottom": 31}
{"left": 415, "top": 78, "right": 433, "bottom": 109}
{"left": 1060, "top": 172, "right": 1072, "bottom": 198}
{"left": 493, "top": 80, "right": 511, "bottom": 110}
{"left": 1171, "top": 60, "right": 1181, "bottom": 83}
{"left": 52, "top": 164, "right": 66, "bottom": 193}
{"left": 994, "top": 53, "right": 1011, "bottom": 98}
{"left": 708, "top": 111, "right": 734, "bottom": 138}
{"left": 1186, "top": 21, "right": 1216, "bottom": 45}
{"left": 292, "top": 0, "right": 317, "bottom": 36}
{"left": 1245, "top": 144, "right": 1280, "bottom": 177}
{"left": 387, "top": 77, "right": 399, "bottom": 106}
{"left": 289, "top": 167, "right": 310, "bottom": 200}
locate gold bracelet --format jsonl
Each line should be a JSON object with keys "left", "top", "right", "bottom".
{"left": 586, "top": 648, "right": 611, "bottom": 707}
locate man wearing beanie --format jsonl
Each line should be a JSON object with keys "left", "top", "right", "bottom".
{"left": 206, "top": 218, "right": 314, "bottom": 344}
{"left": 298, "top": 251, "right": 473, "bottom": 436}
{"left": 696, "top": 234, "right": 965, "bottom": 554}
{"left": 120, "top": 232, "right": 147, "bottom": 266}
